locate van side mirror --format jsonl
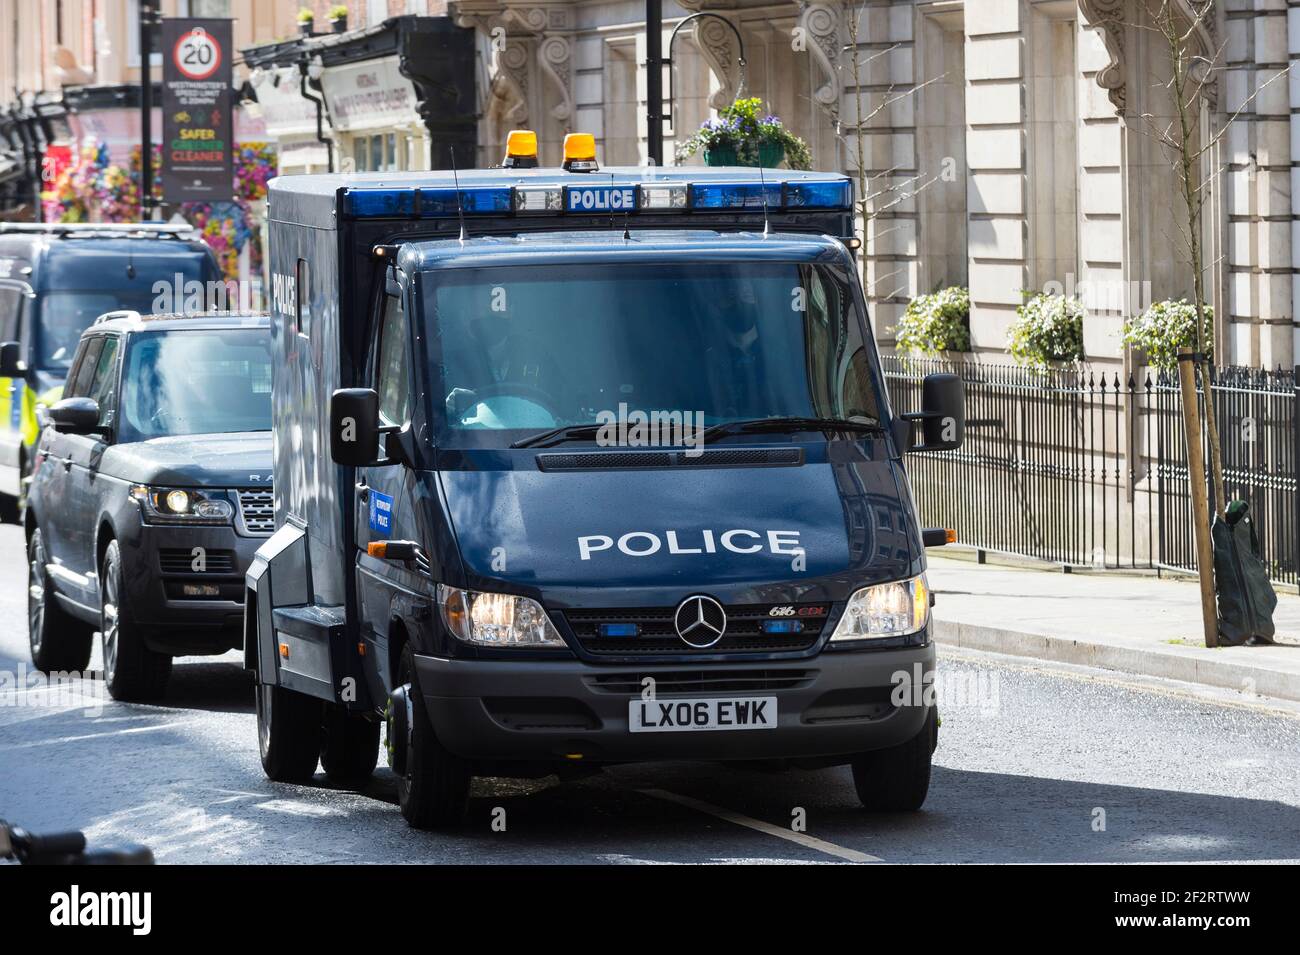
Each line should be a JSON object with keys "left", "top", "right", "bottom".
{"left": 48, "top": 397, "right": 102, "bottom": 435}
{"left": 0, "top": 341, "right": 24, "bottom": 378}
{"left": 331, "top": 388, "right": 382, "bottom": 466}
{"left": 902, "top": 373, "right": 964, "bottom": 452}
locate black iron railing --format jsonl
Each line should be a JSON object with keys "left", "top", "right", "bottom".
{"left": 882, "top": 356, "right": 1299, "bottom": 586}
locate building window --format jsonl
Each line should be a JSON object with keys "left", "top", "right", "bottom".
{"left": 352, "top": 133, "right": 399, "bottom": 172}
{"left": 181, "top": 0, "right": 233, "bottom": 16}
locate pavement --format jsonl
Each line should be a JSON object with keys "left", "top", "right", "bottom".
{"left": 928, "top": 550, "right": 1300, "bottom": 703}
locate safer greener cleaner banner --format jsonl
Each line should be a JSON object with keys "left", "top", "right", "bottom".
{"left": 160, "top": 18, "right": 233, "bottom": 203}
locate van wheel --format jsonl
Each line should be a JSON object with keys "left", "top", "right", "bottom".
{"left": 257, "top": 682, "right": 322, "bottom": 783}
{"left": 100, "top": 540, "right": 171, "bottom": 701}
{"left": 397, "top": 645, "right": 470, "bottom": 829}
{"left": 850, "top": 708, "right": 937, "bottom": 812}
{"left": 320, "top": 704, "right": 379, "bottom": 785}
{"left": 0, "top": 493, "right": 19, "bottom": 524}
{"left": 28, "top": 528, "right": 93, "bottom": 673}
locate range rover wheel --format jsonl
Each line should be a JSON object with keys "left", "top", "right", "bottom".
{"left": 850, "top": 708, "right": 937, "bottom": 812}
{"left": 27, "top": 528, "right": 93, "bottom": 673}
{"left": 396, "top": 645, "right": 470, "bottom": 829}
{"left": 257, "top": 682, "right": 322, "bottom": 783}
{"left": 100, "top": 539, "right": 171, "bottom": 701}
{"left": 320, "top": 703, "right": 379, "bottom": 785}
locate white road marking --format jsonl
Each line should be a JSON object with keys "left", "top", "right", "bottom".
{"left": 255, "top": 799, "right": 344, "bottom": 818}
{"left": 639, "top": 788, "right": 881, "bottom": 863}
{"left": 0, "top": 720, "right": 190, "bottom": 750}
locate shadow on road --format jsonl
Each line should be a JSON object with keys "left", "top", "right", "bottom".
{"left": 147, "top": 661, "right": 255, "bottom": 714}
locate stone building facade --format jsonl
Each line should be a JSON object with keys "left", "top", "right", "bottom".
{"left": 448, "top": 0, "right": 1300, "bottom": 371}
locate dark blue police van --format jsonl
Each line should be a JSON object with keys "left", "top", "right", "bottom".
{"left": 0, "top": 223, "right": 220, "bottom": 522}
{"left": 247, "top": 139, "right": 964, "bottom": 828}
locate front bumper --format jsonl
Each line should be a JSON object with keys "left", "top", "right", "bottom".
{"left": 414, "top": 641, "right": 934, "bottom": 765}
{"left": 119, "top": 521, "right": 265, "bottom": 655}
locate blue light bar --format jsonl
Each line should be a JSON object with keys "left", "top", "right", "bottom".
{"left": 341, "top": 188, "right": 417, "bottom": 218}
{"left": 689, "top": 182, "right": 783, "bottom": 210}
{"left": 598, "top": 623, "right": 640, "bottom": 638}
{"left": 784, "top": 180, "right": 853, "bottom": 210}
{"left": 418, "top": 186, "right": 513, "bottom": 216}
{"left": 761, "top": 619, "right": 802, "bottom": 634}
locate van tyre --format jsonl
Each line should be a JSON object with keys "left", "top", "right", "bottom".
{"left": 397, "top": 645, "right": 470, "bottom": 829}
{"left": 257, "top": 682, "right": 322, "bottom": 783}
{"left": 320, "top": 704, "right": 379, "bottom": 785}
{"left": 28, "top": 528, "right": 93, "bottom": 672}
{"left": 0, "top": 493, "right": 19, "bottom": 524}
{"left": 851, "top": 708, "right": 937, "bottom": 812}
{"left": 100, "top": 540, "right": 171, "bottom": 701}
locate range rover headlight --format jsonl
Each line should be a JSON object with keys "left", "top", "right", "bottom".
{"left": 830, "top": 574, "right": 929, "bottom": 640}
{"left": 437, "top": 585, "right": 566, "bottom": 648}
{"left": 130, "top": 485, "right": 234, "bottom": 524}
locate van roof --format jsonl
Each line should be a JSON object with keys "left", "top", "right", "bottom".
{"left": 268, "top": 166, "right": 854, "bottom": 232}
{"left": 0, "top": 232, "right": 217, "bottom": 291}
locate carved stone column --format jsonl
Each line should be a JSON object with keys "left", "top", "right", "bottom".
{"left": 797, "top": 1, "right": 840, "bottom": 124}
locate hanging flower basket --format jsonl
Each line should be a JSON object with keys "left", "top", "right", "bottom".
{"left": 703, "top": 145, "right": 738, "bottom": 167}
{"left": 755, "top": 142, "right": 785, "bottom": 168}
{"left": 676, "top": 98, "right": 812, "bottom": 171}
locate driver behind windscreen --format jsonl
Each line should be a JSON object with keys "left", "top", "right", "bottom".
{"left": 442, "top": 295, "right": 564, "bottom": 426}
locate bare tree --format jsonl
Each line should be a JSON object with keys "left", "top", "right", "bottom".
{"left": 1137, "top": 0, "right": 1291, "bottom": 518}
{"left": 840, "top": 2, "right": 947, "bottom": 299}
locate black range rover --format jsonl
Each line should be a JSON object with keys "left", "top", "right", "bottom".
{"left": 25, "top": 310, "right": 273, "bottom": 700}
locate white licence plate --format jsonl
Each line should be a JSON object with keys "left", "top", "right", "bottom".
{"left": 628, "top": 697, "right": 778, "bottom": 733}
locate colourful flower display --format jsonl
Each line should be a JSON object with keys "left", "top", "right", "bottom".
{"left": 40, "top": 140, "right": 277, "bottom": 282}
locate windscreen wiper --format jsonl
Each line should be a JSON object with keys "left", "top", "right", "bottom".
{"left": 701, "top": 416, "right": 886, "bottom": 443}
{"left": 510, "top": 423, "right": 605, "bottom": 449}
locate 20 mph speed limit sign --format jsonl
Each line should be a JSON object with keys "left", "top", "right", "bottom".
{"left": 160, "top": 18, "right": 233, "bottom": 202}
{"left": 172, "top": 28, "right": 222, "bottom": 81}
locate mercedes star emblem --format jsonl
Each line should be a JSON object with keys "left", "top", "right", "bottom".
{"left": 673, "top": 595, "right": 727, "bottom": 648}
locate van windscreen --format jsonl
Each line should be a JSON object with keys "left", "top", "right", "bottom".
{"left": 423, "top": 261, "right": 884, "bottom": 447}
{"left": 37, "top": 290, "right": 159, "bottom": 370}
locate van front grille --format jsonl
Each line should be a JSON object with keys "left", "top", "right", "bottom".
{"left": 563, "top": 602, "right": 829, "bottom": 655}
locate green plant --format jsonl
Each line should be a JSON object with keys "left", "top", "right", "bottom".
{"left": 675, "top": 98, "right": 813, "bottom": 170}
{"left": 1008, "top": 292, "right": 1085, "bottom": 369}
{"left": 296, "top": 8, "right": 314, "bottom": 23}
{"left": 328, "top": 4, "right": 348, "bottom": 18}
{"left": 1121, "top": 299, "right": 1213, "bottom": 369}
{"left": 894, "top": 286, "right": 971, "bottom": 356}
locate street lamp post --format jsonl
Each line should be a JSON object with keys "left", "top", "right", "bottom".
{"left": 646, "top": 0, "right": 663, "bottom": 166}
{"left": 139, "top": 0, "right": 160, "bottom": 219}
{"left": 644, "top": 3, "right": 748, "bottom": 168}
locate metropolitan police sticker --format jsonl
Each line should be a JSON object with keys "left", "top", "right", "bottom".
{"left": 368, "top": 490, "right": 394, "bottom": 537}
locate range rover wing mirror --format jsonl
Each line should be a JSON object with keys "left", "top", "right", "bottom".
{"left": 331, "top": 388, "right": 382, "bottom": 466}
{"left": 47, "top": 397, "right": 102, "bottom": 435}
{"left": 0, "top": 341, "right": 25, "bottom": 378}
{"left": 902, "top": 372, "right": 964, "bottom": 452}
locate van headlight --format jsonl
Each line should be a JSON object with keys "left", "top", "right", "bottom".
{"left": 129, "top": 485, "right": 234, "bottom": 524}
{"left": 437, "top": 585, "right": 566, "bottom": 648}
{"left": 830, "top": 574, "right": 929, "bottom": 640}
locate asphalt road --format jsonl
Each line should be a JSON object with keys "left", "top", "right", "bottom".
{"left": 1, "top": 523, "right": 1298, "bottom": 864}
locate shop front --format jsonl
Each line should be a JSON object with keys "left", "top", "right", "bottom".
{"left": 239, "top": 15, "right": 476, "bottom": 176}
